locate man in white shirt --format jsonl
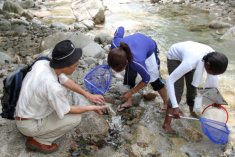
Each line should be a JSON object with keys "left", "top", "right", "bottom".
{"left": 15, "top": 40, "right": 106, "bottom": 154}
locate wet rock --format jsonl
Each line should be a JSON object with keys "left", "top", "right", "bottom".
{"left": 215, "top": 28, "right": 229, "bottom": 35}
{"left": 20, "top": 0, "right": 35, "bottom": 9}
{"left": 105, "top": 103, "right": 116, "bottom": 116}
{"left": 72, "top": 150, "right": 81, "bottom": 156}
{"left": 0, "top": 20, "right": 11, "bottom": 31}
{"left": 168, "top": 138, "right": 187, "bottom": 147}
{"left": 82, "top": 42, "right": 105, "bottom": 58}
{"left": 220, "top": 26, "right": 235, "bottom": 40}
{"left": 209, "top": 20, "right": 233, "bottom": 29}
{"left": 3, "top": 1, "right": 24, "bottom": 15}
{"left": 183, "top": 128, "right": 203, "bottom": 142}
{"left": 159, "top": 148, "right": 188, "bottom": 157}
{"left": 94, "top": 33, "right": 113, "bottom": 46}
{"left": 132, "top": 93, "right": 142, "bottom": 106}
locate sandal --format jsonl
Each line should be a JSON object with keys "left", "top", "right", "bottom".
{"left": 156, "top": 109, "right": 166, "bottom": 114}
{"left": 116, "top": 104, "right": 133, "bottom": 112}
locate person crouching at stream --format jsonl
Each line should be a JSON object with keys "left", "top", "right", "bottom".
{"left": 162, "top": 41, "right": 228, "bottom": 137}
{"left": 108, "top": 26, "right": 168, "bottom": 113}
{"left": 14, "top": 40, "right": 107, "bottom": 154}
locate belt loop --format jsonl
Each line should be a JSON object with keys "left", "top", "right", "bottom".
{"left": 20, "top": 117, "right": 21, "bottom": 121}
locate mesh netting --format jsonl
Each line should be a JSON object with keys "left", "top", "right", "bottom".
{"left": 200, "top": 118, "right": 230, "bottom": 145}
{"left": 84, "top": 65, "right": 112, "bottom": 94}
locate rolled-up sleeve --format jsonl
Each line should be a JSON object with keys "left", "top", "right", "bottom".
{"left": 59, "top": 73, "right": 68, "bottom": 84}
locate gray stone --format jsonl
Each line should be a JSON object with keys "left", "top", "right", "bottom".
{"left": 32, "top": 19, "right": 42, "bottom": 28}
{"left": 0, "top": 20, "right": 11, "bottom": 31}
{"left": 10, "top": 19, "right": 29, "bottom": 26}
{"left": 109, "top": 86, "right": 119, "bottom": 93}
{"left": 50, "top": 22, "right": 74, "bottom": 30}
{"left": 23, "top": 56, "right": 34, "bottom": 64}
{"left": 114, "top": 73, "right": 123, "bottom": 81}
{"left": 22, "top": 11, "right": 34, "bottom": 20}
{"left": 173, "top": 0, "right": 185, "bottom": 4}
{"left": 94, "top": 33, "right": 113, "bottom": 46}
{"left": 20, "top": 0, "right": 34, "bottom": 9}
{"left": 84, "top": 57, "right": 97, "bottom": 65}
{"left": 0, "top": 52, "right": 16, "bottom": 64}
{"left": 104, "top": 95, "right": 115, "bottom": 104}
{"left": 72, "top": 22, "right": 88, "bottom": 31}
{"left": 183, "top": 128, "right": 203, "bottom": 142}
{"left": 82, "top": 42, "right": 105, "bottom": 58}
{"left": 81, "top": 20, "right": 94, "bottom": 29}
{"left": 104, "top": 45, "right": 110, "bottom": 53}
{"left": 2, "top": 1, "right": 24, "bottom": 15}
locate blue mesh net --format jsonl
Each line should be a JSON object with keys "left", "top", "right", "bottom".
{"left": 84, "top": 65, "right": 112, "bottom": 94}
{"left": 200, "top": 118, "right": 230, "bottom": 145}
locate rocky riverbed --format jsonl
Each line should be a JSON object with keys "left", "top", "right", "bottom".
{"left": 0, "top": 0, "right": 234, "bottom": 156}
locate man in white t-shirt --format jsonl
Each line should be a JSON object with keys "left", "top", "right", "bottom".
{"left": 15, "top": 40, "right": 106, "bottom": 154}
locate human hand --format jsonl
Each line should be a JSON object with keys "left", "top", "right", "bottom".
{"left": 172, "top": 107, "right": 184, "bottom": 119}
{"left": 120, "top": 90, "right": 132, "bottom": 99}
{"left": 93, "top": 105, "right": 107, "bottom": 115}
{"left": 87, "top": 93, "right": 105, "bottom": 104}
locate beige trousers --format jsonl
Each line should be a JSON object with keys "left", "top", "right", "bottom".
{"left": 16, "top": 112, "right": 81, "bottom": 145}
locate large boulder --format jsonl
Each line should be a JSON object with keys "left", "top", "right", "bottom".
{"left": 209, "top": 20, "right": 233, "bottom": 29}
{"left": 94, "top": 33, "right": 113, "bottom": 46}
{"left": 220, "top": 26, "right": 235, "bottom": 40}
{"left": 73, "top": 92, "right": 110, "bottom": 135}
{"left": 71, "top": 0, "right": 105, "bottom": 24}
{"left": 129, "top": 125, "right": 158, "bottom": 156}
{"left": 19, "top": 0, "right": 34, "bottom": 9}
{"left": 9, "top": 19, "right": 29, "bottom": 26}
{"left": 2, "top": 1, "right": 24, "bottom": 15}
{"left": 40, "top": 32, "right": 93, "bottom": 52}
{"left": 82, "top": 43, "right": 105, "bottom": 58}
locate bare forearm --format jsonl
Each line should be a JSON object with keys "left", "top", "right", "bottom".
{"left": 132, "top": 81, "right": 146, "bottom": 93}
{"left": 63, "top": 79, "right": 89, "bottom": 98}
{"left": 68, "top": 106, "right": 95, "bottom": 114}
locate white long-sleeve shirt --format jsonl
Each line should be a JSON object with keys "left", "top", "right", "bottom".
{"left": 166, "top": 41, "right": 217, "bottom": 108}
{"left": 15, "top": 60, "right": 70, "bottom": 119}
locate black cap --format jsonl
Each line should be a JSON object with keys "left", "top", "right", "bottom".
{"left": 50, "top": 40, "right": 82, "bottom": 69}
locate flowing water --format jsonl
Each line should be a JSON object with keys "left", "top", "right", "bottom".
{"left": 45, "top": 0, "right": 235, "bottom": 156}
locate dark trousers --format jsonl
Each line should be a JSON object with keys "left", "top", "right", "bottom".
{"left": 167, "top": 59, "right": 197, "bottom": 108}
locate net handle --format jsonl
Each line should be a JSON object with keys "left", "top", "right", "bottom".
{"left": 201, "top": 103, "right": 229, "bottom": 123}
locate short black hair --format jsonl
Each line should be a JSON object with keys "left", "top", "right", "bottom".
{"left": 202, "top": 51, "right": 228, "bottom": 74}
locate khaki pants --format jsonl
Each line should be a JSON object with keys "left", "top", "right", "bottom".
{"left": 16, "top": 112, "right": 81, "bottom": 145}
